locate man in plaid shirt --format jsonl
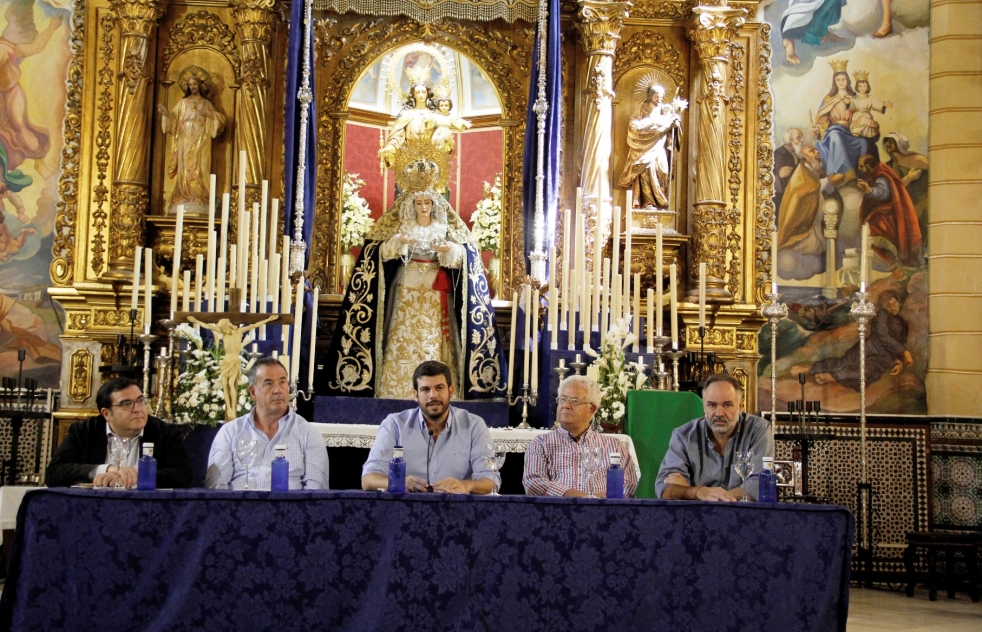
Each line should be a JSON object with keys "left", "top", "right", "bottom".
{"left": 523, "top": 375, "right": 638, "bottom": 497}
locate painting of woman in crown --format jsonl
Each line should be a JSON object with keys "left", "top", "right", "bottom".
{"left": 811, "top": 61, "right": 876, "bottom": 181}
{"left": 322, "top": 73, "right": 504, "bottom": 400}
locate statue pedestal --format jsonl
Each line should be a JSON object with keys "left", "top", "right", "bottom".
{"left": 612, "top": 226, "right": 689, "bottom": 296}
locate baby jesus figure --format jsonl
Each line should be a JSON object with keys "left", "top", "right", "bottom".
{"left": 430, "top": 97, "right": 472, "bottom": 156}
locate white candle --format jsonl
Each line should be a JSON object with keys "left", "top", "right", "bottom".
{"left": 143, "top": 248, "right": 152, "bottom": 334}
{"left": 575, "top": 353, "right": 581, "bottom": 364}
{"left": 611, "top": 202, "right": 620, "bottom": 302}
{"left": 567, "top": 268, "right": 577, "bottom": 350}
{"left": 548, "top": 246, "right": 557, "bottom": 334}
{"left": 633, "top": 273, "right": 641, "bottom": 352}
{"left": 220, "top": 193, "right": 230, "bottom": 263}
{"left": 670, "top": 263, "right": 679, "bottom": 349}
{"left": 561, "top": 208, "right": 570, "bottom": 331}
{"left": 612, "top": 273, "right": 621, "bottom": 324}
{"left": 268, "top": 198, "right": 280, "bottom": 261}
{"left": 307, "top": 285, "right": 319, "bottom": 391}
{"left": 523, "top": 285, "right": 532, "bottom": 386}
{"left": 592, "top": 205, "right": 602, "bottom": 332}
{"left": 193, "top": 254, "right": 203, "bottom": 313}
{"left": 601, "top": 257, "right": 611, "bottom": 337}
{"left": 258, "top": 259, "right": 269, "bottom": 341}
{"left": 259, "top": 180, "right": 269, "bottom": 268}
{"left": 558, "top": 358, "right": 565, "bottom": 369}
{"left": 229, "top": 244, "right": 237, "bottom": 291}
{"left": 269, "top": 253, "right": 281, "bottom": 314}
{"left": 238, "top": 149, "right": 247, "bottom": 220}
{"left": 771, "top": 230, "right": 779, "bottom": 295}
{"left": 656, "top": 220, "right": 663, "bottom": 333}
{"left": 280, "top": 236, "right": 291, "bottom": 313}
{"left": 216, "top": 257, "right": 227, "bottom": 312}
{"left": 646, "top": 288, "right": 654, "bottom": 353}
{"left": 206, "top": 174, "right": 217, "bottom": 311}
{"left": 290, "top": 278, "right": 303, "bottom": 384}
{"left": 698, "top": 262, "right": 707, "bottom": 331}
{"left": 239, "top": 211, "right": 250, "bottom": 301}
{"left": 130, "top": 246, "right": 143, "bottom": 312}
{"left": 250, "top": 203, "right": 260, "bottom": 312}
{"left": 170, "top": 206, "right": 185, "bottom": 314}
{"left": 507, "top": 289, "right": 518, "bottom": 395}
{"left": 860, "top": 223, "right": 869, "bottom": 290}
{"left": 625, "top": 189, "right": 633, "bottom": 214}
{"left": 182, "top": 270, "right": 191, "bottom": 313}
{"left": 531, "top": 288, "right": 540, "bottom": 392}
{"left": 624, "top": 205, "right": 633, "bottom": 314}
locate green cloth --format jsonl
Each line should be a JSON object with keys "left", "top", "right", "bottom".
{"left": 624, "top": 390, "right": 704, "bottom": 499}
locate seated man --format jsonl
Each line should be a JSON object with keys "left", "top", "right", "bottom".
{"left": 656, "top": 374, "right": 773, "bottom": 501}
{"left": 46, "top": 377, "right": 192, "bottom": 488}
{"left": 362, "top": 360, "right": 498, "bottom": 494}
{"left": 523, "top": 375, "right": 638, "bottom": 497}
{"left": 206, "top": 356, "right": 328, "bottom": 489}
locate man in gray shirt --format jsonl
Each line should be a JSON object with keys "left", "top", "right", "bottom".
{"left": 656, "top": 374, "right": 773, "bottom": 501}
{"left": 362, "top": 360, "right": 499, "bottom": 494}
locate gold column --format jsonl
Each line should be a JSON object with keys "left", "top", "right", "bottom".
{"left": 575, "top": 0, "right": 631, "bottom": 260}
{"left": 686, "top": 2, "right": 744, "bottom": 301}
{"left": 104, "top": 0, "right": 167, "bottom": 281}
{"left": 230, "top": 0, "right": 276, "bottom": 204}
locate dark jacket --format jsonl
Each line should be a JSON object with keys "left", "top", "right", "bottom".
{"left": 46, "top": 415, "right": 193, "bottom": 488}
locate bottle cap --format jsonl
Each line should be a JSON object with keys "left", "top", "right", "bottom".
{"left": 762, "top": 456, "right": 773, "bottom": 468}
{"left": 143, "top": 443, "right": 154, "bottom": 456}
{"left": 393, "top": 445, "right": 404, "bottom": 457}
{"left": 275, "top": 444, "right": 287, "bottom": 455}
{"left": 609, "top": 452, "right": 621, "bottom": 464}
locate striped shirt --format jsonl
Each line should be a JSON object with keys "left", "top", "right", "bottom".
{"left": 523, "top": 427, "right": 639, "bottom": 498}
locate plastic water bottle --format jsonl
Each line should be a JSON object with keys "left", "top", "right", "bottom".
{"left": 606, "top": 451, "right": 624, "bottom": 499}
{"left": 759, "top": 456, "right": 778, "bottom": 503}
{"left": 388, "top": 445, "right": 406, "bottom": 493}
{"left": 271, "top": 444, "right": 289, "bottom": 491}
{"left": 137, "top": 443, "right": 157, "bottom": 491}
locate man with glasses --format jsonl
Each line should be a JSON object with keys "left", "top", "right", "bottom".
{"left": 46, "top": 377, "right": 192, "bottom": 488}
{"left": 523, "top": 375, "right": 638, "bottom": 497}
{"left": 655, "top": 374, "right": 773, "bottom": 501}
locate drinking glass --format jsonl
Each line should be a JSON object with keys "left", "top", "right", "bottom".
{"left": 580, "top": 444, "right": 602, "bottom": 497}
{"left": 235, "top": 437, "right": 259, "bottom": 490}
{"left": 484, "top": 442, "right": 507, "bottom": 495}
{"left": 734, "top": 451, "right": 755, "bottom": 502}
{"left": 108, "top": 436, "right": 131, "bottom": 490}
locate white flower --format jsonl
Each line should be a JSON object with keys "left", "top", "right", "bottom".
{"left": 470, "top": 174, "right": 502, "bottom": 254}
{"left": 340, "top": 172, "right": 375, "bottom": 251}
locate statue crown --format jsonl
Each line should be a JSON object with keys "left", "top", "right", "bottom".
{"left": 405, "top": 64, "right": 431, "bottom": 87}
{"left": 828, "top": 59, "right": 849, "bottom": 74}
{"left": 393, "top": 135, "right": 450, "bottom": 193}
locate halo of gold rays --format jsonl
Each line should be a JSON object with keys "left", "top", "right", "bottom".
{"left": 633, "top": 69, "right": 678, "bottom": 105}
{"left": 385, "top": 43, "right": 454, "bottom": 103}
{"left": 178, "top": 65, "right": 214, "bottom": 94}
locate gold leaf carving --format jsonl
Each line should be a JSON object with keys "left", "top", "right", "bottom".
{"left": 725, "top": 41, "right": 745, "bottom": 301}
{"left": 754, "top": 25, "right": 777, "bottom": 306}
{"left": 611, "top": 30, "right": 685, "bottom": 88}
{"left": 730, "top": 367, "right": 749, "bottom": 394}
{"left": 162, "top": 11, "right": 240, "bottom": 73}
{"left": 735, "top": 332, "right": 756, "bottom": 352}
{"left": 685, "top": 325, "right": 735, "bottom": 348}
{"left": 92, "top": 309, "right": 139, "bottom": 328}
{"left": 67, "top": 311, "right": 90, "bottom": 332}
{"left": 628, "top": 0, "right": 696, "bottom": 20}
{"left": 91, "top": 12, "right": 116, "bottom": 276}
{"left": 69, "top": 349, "right": 94, "bottom": 403}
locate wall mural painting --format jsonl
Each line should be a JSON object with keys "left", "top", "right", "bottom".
{"left": 0, "top": 0, "right": 71, "bottom": 387}
{"left": 761, "top": 0, "right": 930, "bottom": 414}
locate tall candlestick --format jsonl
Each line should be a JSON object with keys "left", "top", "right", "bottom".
{"left": 601, "top": 257, "right": 611, "bottom": 336}
{"left": 307, "top": 285, "right": 319, "bottom": 391}
{"left": 656, "top": 220, "right": 663, "bottom": 333}
{"left": 698, "top": 262, "right": 707, "bottom": 331}
{"left": 143, "top": 248, "right": 152, "bottom": 334}
{"left": 290, "top": 278, "right": 304, "bottom": 384}
{"left": 193, "top": 254, "right": 203, "bottom": 313}
{"left": 531, "top": 288, "right": 540, "bottom": 392}
{"left": 670, "top": 263, "right": 679, "bottom": 349}
{"left": 633, "top": 273, "right": 641, "bottom": 352}
{"left": 206, "top": 174, "right": 217, "bottom": 311}
{"left": 646, "top": 288, "right": 654, "bottom": 353}
{"left": 216, "top": 257, "right": 227, "bottom": 312}
{"left": 170, "top": 206, "right": 185, "bottom": 314}
{"left": 561, "top": 208, "right": 570, "bottom": 331}
{"left": 182, "top": 270, "right": 191, "bottom": 313}
{"left": 771, "top": 229, "right": 779, "bottom": 295}
{"left": 507, "top": 289, "right": 518, "bottom": 395}
{"left": 130, "top": 246, "right": 143, "bottom": 312}
{"left": 523, "top": 286, "right": 532, "bottom": 385}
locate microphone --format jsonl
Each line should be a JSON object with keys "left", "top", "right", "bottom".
{"left": 426, "top": 429, "right": 434, "bottom": 492}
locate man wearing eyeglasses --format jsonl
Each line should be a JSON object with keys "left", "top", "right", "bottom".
{"left": 655, "top": 374, "right": 773, "bottom": 501}
{"left": 46, "top": 377, "right": 192, "bottom": 488}
{"left": 523, "top": 375, "right": 639, "bottom": 497}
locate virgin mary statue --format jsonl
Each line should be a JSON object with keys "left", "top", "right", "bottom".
{"left": 321, "top": 80, "right": 504, "bottom": 400}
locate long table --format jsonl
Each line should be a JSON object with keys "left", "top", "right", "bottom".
{"left": 0, "top": 489, "right": 852, "bottom": 631}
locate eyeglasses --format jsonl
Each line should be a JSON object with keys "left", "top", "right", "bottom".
{"left": 112, "top": 396, "right": 147, "bottom": 412}
{"left": 557, "top": 396, "right": 589, "bottom": 408}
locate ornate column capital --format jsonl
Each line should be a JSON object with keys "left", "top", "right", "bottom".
{"left": 687, "top": 4, "right": 746, "bottom": 62}
{"left": 575, "top": 0, "right": 632, "bottom": 57}
{"left": 229, "top": 0, "right": 277, "bottom": 43}
{"left": 109, "top": 0, "right": 168, "bottom": 36}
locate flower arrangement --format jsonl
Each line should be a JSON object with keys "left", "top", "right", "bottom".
{"left": 470, "top": 174, "right": 502, "bottom": 254}
{"left": 172, "top": 324, "right": 252, "bottom": 426}
{"left": 585, "top": 317, "right": 649, "bottom": 432}
{"left": 340, "top": 172, "right": 375, "bottom": 252}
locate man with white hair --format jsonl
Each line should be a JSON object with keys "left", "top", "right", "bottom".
{"left": 523, "top": 375, "right": 638, "bottom": 497}
{"left": 773, "top": 127, "right": 804, "bottom": 213}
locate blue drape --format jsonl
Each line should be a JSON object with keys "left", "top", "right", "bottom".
{"left": 521, "top": 0, "right": 562, "bottom": 280}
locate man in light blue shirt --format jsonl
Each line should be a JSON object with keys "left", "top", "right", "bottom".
{"left": 361, "top": 361, "right": 499, "bottom": 494}
{"left": 206, "top": 357, "right": 328, "bottom": 490}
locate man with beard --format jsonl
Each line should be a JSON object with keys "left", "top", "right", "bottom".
{"left": 857, "top": 153, "right": 924, "bottom": 267}
{"left": 773, "top": 127, "right": 804, "bottom": 215}
{"left": 362, "top": 360, "right": 498, "bottom": 493}
{"left": 656, "top": 375, "right": 773, "bottom": 501}
{"left": 777, "top": 143, "right": 844, "bottom": 255}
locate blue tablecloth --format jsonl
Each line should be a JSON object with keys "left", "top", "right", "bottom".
{"left": 0, "top": 489, "right": 852, "bottom": 632}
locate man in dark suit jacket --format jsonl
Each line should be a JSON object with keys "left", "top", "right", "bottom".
{"left": 46, "top": 377, "right": 192, "bottom": 488}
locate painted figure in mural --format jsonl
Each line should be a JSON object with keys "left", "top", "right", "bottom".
{"left": 777, "top": 144, "right": 843, "bottom": 255}
{"left": 0, "top": 9, "right": 65, "bottom": 177}
{"left": 0, "top": 292, "right": 60, "bottom": 363}
{"left": 158, "top": 67, "right": 226, "bottom": 214}
{"left": 856, "top": 154, "right": 923, "bottom": 267}
{"left": 618, "top": 84, "right": 683, "bottom": 209}
{"left": 379, "top": 83, "right": 437, "bottom": 171}
{"left": 849, "top": 72, "right": 892, "bottom": 140}
{"left": 806, "top": 290, "right": 912, "bottom": 390}
{"left": 773, "top": 127, "right": 804, "bottom": 216}
{"left": 781, "top": 0, "right": 894, "bottom": 65}
{"left": 0, "top": 209, "right": 34, "bottom": 262}
{"left": 882, "top": 132, "right": 929, "bottom": 222}
{"left": 811, "top": 61, "right": 875, "bottom": 181}
{"left": 430, "top": 97, "right": 472, "bottom": 156}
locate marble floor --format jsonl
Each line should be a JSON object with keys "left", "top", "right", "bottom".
{"left": 848, "top": 586, "right": 982, "bottom": 631}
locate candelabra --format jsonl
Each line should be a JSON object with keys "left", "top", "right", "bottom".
{"left": 551, "top": 363, "right": 570, "bottom": 429}
{"left": 155, "top": 318, "right": 178, "bottom": 419}
{"left": 569, "top": 358, "right": 586, "bottom": 376}
{"left": 138, "top": 333, "right": 157, "bottom": 400}
{"left": 666, "top": 348, "right": 685, "bottom": 391}
{"left": 850, "top": 290, "right": 876, "bottom": 586}
{"left": 649, "top": 334, "right": 671, "bottom": 390}
{"left": 760, "top": 291, "right": 789, "bottom": 432}
{"left": 507, "top": 384, "right": 538, "bottom": 430}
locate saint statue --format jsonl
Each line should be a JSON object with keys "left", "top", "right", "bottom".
{"left": 323, "top": 59, "right": 503, "bottom": 401}
{"left": 618, "top": 83, "right": 685, "bottom": 209}
{"left": 159, "top": 67, "right": 226, "bottom": 214}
